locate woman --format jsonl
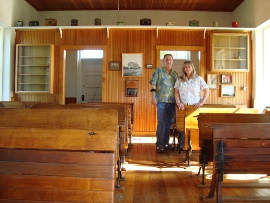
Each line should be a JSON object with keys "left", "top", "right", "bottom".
{"left": 174, "top": 61, "right": 209, "bottom": 110}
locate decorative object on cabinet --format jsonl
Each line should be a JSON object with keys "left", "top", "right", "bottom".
{"left": 125, "top": 80, "right": 139, "bottom": 97}
{"left": 213, "top": 22, "right": 218, "bottom": 27}
{"left": 232, "top": 21, "right": 239, "bottom": 27}
{"left": 146, "top": 64, "right": 153, "bottom": 69}
{"left": 221, "top": 74, "right": 232, "bottom": 84}
{"left": 15, "top": 44, "right": 54, "bottom": 93}
{"left": 71, "top": 19, "right": 78, "bottom": 26}
{"left": 221, "top": 85, "right": 236, "bottom": 97}
{"left": 166, "top": 22, "right": 175, "bottom": 26}
{"left": 109, "top": 61, "right": 120, "bottom": 70}
{"left": 17, "top": 21, "right": 23, "bottom": 26}
{"left": 45, "top": 18, "right": 57, "bottom": 26}
{"left": 207, "top": 74, "right": 218, "bottom": 89}
{"left": 211, "top": 33, "right": 249, "bottom": 72}
{"left": 122, "top": 53, "right": 143, "bottom": 77}
{"left": 29, "top": 21, "right": 39, "bottom": 26}
{"left": 117, "top": 22, "right": 125, "bottom": 25}
{"left": 189, "top": 20, "right": 199, "bottom": 26}
{"left": 95, "top": 18, "right": 101, "bottom": 25}
{"left": 140, "top": 18, "right": 151, "bottom": 25}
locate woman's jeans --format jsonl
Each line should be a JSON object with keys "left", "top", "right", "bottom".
{"left": 156, "top": 102, "right": 175, "bottom": 148}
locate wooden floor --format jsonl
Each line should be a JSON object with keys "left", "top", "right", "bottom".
{"left": 115, "top": 139, "right": 270, "bottom": 203}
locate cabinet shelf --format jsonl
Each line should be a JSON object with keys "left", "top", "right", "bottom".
{"left": 211, "top": 33, "right": 249, "bottom": 72}
{"left": 15, "top": 44, "right": 54, "bottom": 93}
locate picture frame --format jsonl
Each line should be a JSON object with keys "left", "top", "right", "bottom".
{"left": 221, "top": 74, "right": 232, "bottom": 84}
{"left": 207, "top": 74, "right": 218, "bottom": 89}
{"left": 109, "top": 61, "right": 120, "bottom": 70}
{"left": 146, "top": 64, "right": 153, "bottom": 69}
{"left": 221, "top": 85, "right": 236, "bottom": 97}
{"left": 122, "top": 53, "right": 143, "bottom": 77}
{"left": 125, "top": 80, "right": 139, "bottom": 97}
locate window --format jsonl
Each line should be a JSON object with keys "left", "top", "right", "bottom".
{"left": 160, "top": 51, "right": 190, "bottom": 60}
{"left": 263, "top": 25, "right": 270, "bottom": 105}
{"left": 254, "top": 20, "right": 270, "bottom": 112}
{"left": 80, "top": 50, "right": 103, "bottom": 59}
{"left": 0, "top": 26, "right": 3, "bottom": 100}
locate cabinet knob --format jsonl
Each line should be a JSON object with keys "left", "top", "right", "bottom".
{"left": 88, "top": 131, "right": 95, "bottom": 135}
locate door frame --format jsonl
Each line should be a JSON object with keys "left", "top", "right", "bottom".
{"left": 59, "top": 45, "right": 107, "bottom": 104}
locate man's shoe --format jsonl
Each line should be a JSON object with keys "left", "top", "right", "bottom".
{"left": 156, "top": 146, "right": 164, "bottom": 153}
{"left": 165, "top": 144, "right": 174, "bottom": 150}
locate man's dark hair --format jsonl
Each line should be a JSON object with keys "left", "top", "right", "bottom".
{"left": 163, "top": 54, "right": 173, "bottom": 59}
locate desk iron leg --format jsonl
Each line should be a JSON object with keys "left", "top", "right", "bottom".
{"left": 115, "top": 158, "right": 123, "bottom": 188}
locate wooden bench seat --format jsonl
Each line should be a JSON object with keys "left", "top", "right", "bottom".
{"left": 0, "top": 108, "right": 119, "bottom": 203}
{"left": 197, "top": 113, "right": 270, "bottom": 185}
{"left": 31, "top": 103, "right": 129, "bottom": 172}
{"left": 86, "top": 102, "right": 134, "bottom": 147}
{"left": 68, "top": 102, "right": 132, "bottom": 152}
{"left": 203, "top": 123, "right": 270, "bottom": 203}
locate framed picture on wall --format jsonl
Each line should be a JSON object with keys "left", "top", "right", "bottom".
{"left": 207, "top": 74, "right": 218, "bottom": 89}
{"left": 109, "top": 61, "right": 120, "bottom": 70}
{"left": 122, "top": 53, "right": 143, "bottom": 77}
{"left": 221, "top": 85, "right": 236, "bottom": 97}
{"left": 125, "top": 80, "right": 139, "bottom": 97}
{"left": 146, "top": 64, "right": 153, "bottom": 69}
{"left": 221, "top": 74, "right": 232, "bottom": 84}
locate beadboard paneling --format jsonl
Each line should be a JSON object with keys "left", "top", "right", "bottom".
{"left": 14, "top": 28, "right": 253, "bottom": 134}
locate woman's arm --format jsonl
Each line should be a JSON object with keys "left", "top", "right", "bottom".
{"left": 175, "top": 88, "right": 184, "bottom": 110}
{"left": 194, "top": 87, "right": 210, "bottom": 108}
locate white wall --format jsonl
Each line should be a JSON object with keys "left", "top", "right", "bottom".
{"left": 35, "top": 10, "right": 233, "bottom": 27}
{"left": 65, "top": 51, "right": 78, "bottom": 97}
{"left": 233, "top": 0, "right": 270, "bottom": 28}
{"left": 0, "top": 0, "right": 38, "bottom": 27}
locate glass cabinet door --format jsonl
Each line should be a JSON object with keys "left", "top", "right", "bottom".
{"left": 211, "top": 33, "right": 249, "bottom": 72}
{"left": 15, "top": 44, "right": 54, "bottom": 93}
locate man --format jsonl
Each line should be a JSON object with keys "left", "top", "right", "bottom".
{"left": 149, "top": 54, "right": 178, "bottom": 153}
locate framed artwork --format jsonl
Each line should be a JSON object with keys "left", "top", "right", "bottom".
{"left": 146, "top": 64, "right": 153, "bottom": 69}
{"left": 221, "top": 74, "right": 232, "bottom": 84}
{"left": 221, "top": 85, "right": 236, "bottom": 97}
{"left": 109, "top": 61, "right": 120, "bottom": 70}
{"left": 207, "top": 74, "right": 218, "bottom": 89}
{"left": 125, "top": 80, "right": 139, "bottom": 97}
{"left": 122, "top": 53, "right": 143, "bottom": 77}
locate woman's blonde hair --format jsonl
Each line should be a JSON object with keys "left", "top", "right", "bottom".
{"left": 179, "top": 61, "right": 197, "bottom": 81}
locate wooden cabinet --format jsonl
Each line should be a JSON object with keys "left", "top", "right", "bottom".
{"left": 211, "top": 33, "right": 249, "bottom": 72}
{"left": 15, "top": 44, "right": 54, "bottom": 93}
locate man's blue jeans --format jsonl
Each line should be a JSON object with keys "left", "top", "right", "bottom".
{"left": 156, "top": 102, "right": 175, "bottom": 148}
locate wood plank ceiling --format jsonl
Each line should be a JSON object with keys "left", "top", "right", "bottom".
{"left": 25, "top": 0, "right": 245, "bottom": 12}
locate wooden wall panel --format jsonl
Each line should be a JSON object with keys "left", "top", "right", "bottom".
{"left": 156, "top": 29, "right": 205, "bottom": 46}
{"left": 13, "top": 28, "right": 253, "bottom": 134}
{"left": 204, "top": 31, "right": 253, "bottom": 107}
{"left": 107, "top": 29, "right": 157, "bottom": 133}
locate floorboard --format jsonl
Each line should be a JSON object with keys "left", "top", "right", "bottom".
{"left": 115, "top": 139, "right": 270, "bottom": 203}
